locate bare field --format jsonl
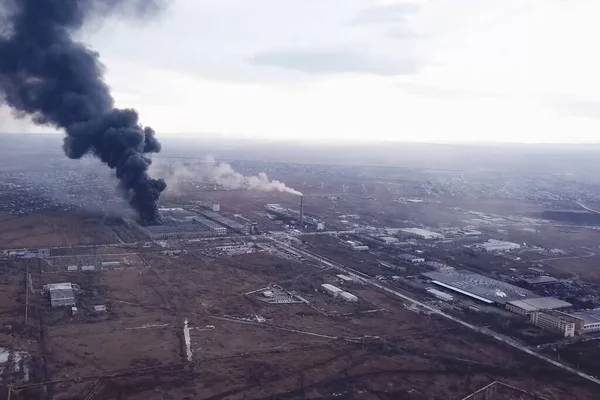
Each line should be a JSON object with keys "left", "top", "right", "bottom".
{"left": 5, "top": 249, "right": 594, "bottom": 399}
{"left": 0, "top": 212, "right": 118, "bottom": 249}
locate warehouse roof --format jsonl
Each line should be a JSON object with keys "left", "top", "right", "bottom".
{"left": 423, "top": 270, "right": 534, "bottom": 304}
{"left": 508, "top": 297, "right": 571, "bottom": 312}
{"left": 523, "top": 276, "right": 559, "bottom": 285}
{"left": 570, "top": 309, "right": 600, "bottom": 325}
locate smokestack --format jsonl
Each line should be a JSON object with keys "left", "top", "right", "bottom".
{"left": 0, "top": 0, "right": 167, "bottom": 225}
{"left": 300, "top": 195, "right": 304, "bottom": 226}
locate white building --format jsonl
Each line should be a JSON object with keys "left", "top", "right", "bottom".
{"left": 478, "top": 239, "right": 521, "bottom": 252}
{"left": 339, "top": 292, "right": 358, "bottom": 302}
{"left": 530, "top": 311, "right": 575, "bottom": 337}
{"left": 400, "top": 228, "right": 444, "bottom": 240}
{"left": 44, "top": 283, "right": 79, "bottom": 308}
{"left": 426, "top": 288, "right": 454, "bottom": 302}
{"left": 398, "top": 254, "right": 425, "bottom": 264}
{"left": 321, "top": 284, "right": 343, "bottom": 297}
{"left": 380, "top": 236, "right": 399, "bottom": 244}
{"left": 101, "top": 261, "right": 120, "bottom": 267}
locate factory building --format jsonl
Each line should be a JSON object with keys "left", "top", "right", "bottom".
{"left": 339, "top": 292, "right": 358, "bottom": 302}
{"left": 422, "top": 270, "right": 535, "bottom": 305}
{"left": 101, "top": 261, "right": 120, "bottom": 267}
{"left": 400, "top": 228, "right": 444, "bottom": 240}
{"left": 477, "top": 239, "right": 521, "bottom": 252}
{"left": 398, "top": 253, "right": 425, "bottom": 264}
{"left": 426, "top": 288, "right": 454, "bottom": 302}
{"left": 505, "top": 297, "right": 572, "bottom": 316}
{"left": 192, "top": 216, "right": 227, "bottom": 235}
{"left": 380, "top": 236, "right": 399, "bottom": 244}
{"left": 530, "top": 311, "right": 576, "bottom": 337}
{"left": 44, "top": 283, "right": 79, "bottom": 308}
{"left": 321, "top": 284, "right": 343, "bottom": 296}
{"left": 321, "top": 284, "right": 358, "bottom": 302}
{"left": 566, "top": 310, "right": 600, "bottom": 333}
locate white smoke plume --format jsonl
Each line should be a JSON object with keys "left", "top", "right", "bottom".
{"left": 150, "top": 156, "right": 303, "bottom": 196}
{"left": 203, "top": 156, "right": 303, "bottom": 195}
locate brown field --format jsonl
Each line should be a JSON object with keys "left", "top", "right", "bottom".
{"left": 3, "top": 247, "right": 596, "bottom": 400}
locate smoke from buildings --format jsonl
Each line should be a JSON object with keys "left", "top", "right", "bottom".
{"left": 0, "top": 0, "right": 167, "bottom": 224}
{"left": 152, "top": 156, "right": 302, "bottom": 196}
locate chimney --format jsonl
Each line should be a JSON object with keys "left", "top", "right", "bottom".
{"left": 300, "top": 195, "right": 304, "bottom": 226}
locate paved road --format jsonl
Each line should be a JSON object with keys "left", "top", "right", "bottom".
{"left": 275, "top": 239, "right": 600, "bottom": 387}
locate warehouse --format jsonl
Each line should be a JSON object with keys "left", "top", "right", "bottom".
{"left": 477, "top": 239, "right": 521, "bottom": 252}
{"left": 568, "top": 309, "right": 600, "bottom": 333}
{"left": 398, "top": 253, "right": 425, "bottom": 264}
{"left": 400, "top": 228, "right": 444, "bottom": 240}
{"left": 44, "top": 283, "right": 79, "bottom": 308}
{"left": 506, "top": 297, "right": 572, "bottom": 316}
{"left": 426, "top": 288, "right": 453, "bottom": 302}
{"left": 321, "top": 283, "right": 343, "bottom": 297}
{"left": 422, "top": 270, "right": 535, "bottom": 305}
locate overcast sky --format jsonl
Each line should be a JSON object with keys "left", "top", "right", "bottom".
{"left": 2, "top": 0, "right": 600, "bottom": 143}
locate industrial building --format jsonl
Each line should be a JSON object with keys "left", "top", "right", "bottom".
{"left": 567, "top": 309, "right": 600, "bottom": 333}
{"left": 397, "top": 253, "right": 425, "bottom": 264}
{"left": 422, "top": 270, "right": 535, "bottom": 305}
{"left": 521, "top": 276, "right": 559, "bottom": 285}
{"left": 505, "top": 297, "right": 572, "bottom": 316}
{"left": 426, "top": 288, "right": 454, "bottom": 302}
{"left": 192, "top": 216, "right": 227, "bottom": 235}
{"left": 101, "top": 261, "right": 120, "bottom": 267}
{"left": 321, "top": 284, "right": 358, "bottom": 302}
{"left": 380, "top": 236, "right": 399, "bottom": 244}
{"left": 400, "top": 228, "right": 444, "bottom": 240}
{"left": 477, "top": 239, "right": 521, "bottom": 252}
{"left": 530, "top": 311, "right": 576, "bottom": 337}
{"left": 44, "top": 283, "right": 79, "bottom": 308}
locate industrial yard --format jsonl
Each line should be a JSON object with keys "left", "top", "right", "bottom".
{"left": 3, "top": 137, "right": 600, "bottom": 398}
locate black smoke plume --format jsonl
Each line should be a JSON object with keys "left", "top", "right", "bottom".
{"left": 0, "top": 0, "right": 167, "bottom": 224}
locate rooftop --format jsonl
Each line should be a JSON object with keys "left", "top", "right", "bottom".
{"left": 423, "top": 270, "right": 535, "bottom": 304}
{"left": 570, "top": 309, "right": 600, "bottom": 325}
{"left": 508, "top": 297, "right": 571, "bottom": 311}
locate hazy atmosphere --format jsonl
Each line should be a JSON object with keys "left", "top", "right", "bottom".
{"left": 4, "top": 2, "right": 600, "bottom": 399}
{"left": 2, "top": 0, "right": 600, "bottom": 143}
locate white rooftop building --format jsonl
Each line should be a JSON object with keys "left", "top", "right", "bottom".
{"left": 478, "top": 239, "right": 521, "bottom": 252}
{"left": 400, "top": 228, "right": 444, "bottom": 240}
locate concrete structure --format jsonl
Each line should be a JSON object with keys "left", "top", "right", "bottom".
{"left": 192, "top": 216, "right": 227, "bottom": 235}
{"left": 94, "top": 305, "right": 107, "bottom": 312}
{"left": 400, "top": 228, "right": 444, "bottom": 239}
{"left": 568, "top": 309, "right": 600, "bottom": 333}
{"left": 426, "top": 288, "right": 454, "bottom": 302}
{"left": 522, "top": 276, "right": 559, "bottom": 285}
{"left": 423, "top": 270, "right": 535, "bottom": 305}
{"left": 380, "top": 236, "right": 399, "bottom": 244}
{"left": 398, "top": 253, "right": 425, "bottom": 264}
{"left": 506, "top": 297, "right": 572, "bottom": 316}
{"left": 101, "top": 261, "right": 120, "bottom": 267}
{"left": 339, "top": 292, "right": 358, "bottom": 302}
{"left": 530, "top": 311, "right": 576, "bottom": 337}
{"left": 44, "top": 283, "right": 78, "bottom": 308}
{"left": 478, "top": 239, "right": 521, "bottom": 252}
{"left": 67, "top": 265, "right": 78, "bottom": 271}
{"left": 262, "top": 290, "right": 274, "bottom": 298}
{"left": 337, "top": 274, "right": 356, "bottom": 283}
{"left": 81, "top": 265, "right": 95, "bottom": 271}
{"left": 321, "top": 283, "right": 343, "bottom": 297}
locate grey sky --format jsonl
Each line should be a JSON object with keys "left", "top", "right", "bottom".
{"left": 2, "top": 0, "right": 600, "bottom": 143}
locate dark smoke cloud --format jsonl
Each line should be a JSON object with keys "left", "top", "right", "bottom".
{"left": 0, "top": 0, "right": 167, "bottom": 224}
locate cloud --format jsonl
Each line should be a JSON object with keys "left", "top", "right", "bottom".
{"left": 546, "top": 94, "right": 600, "bottom": 120}
{"left": 249, "top": 47, "right": 418, "bottom": 76}
{"left": 351, "top": 2, "right": 420, "bottom": 25}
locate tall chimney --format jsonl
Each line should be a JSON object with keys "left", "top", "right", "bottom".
{"left": 300, "top": 195, "right": 304, "bottom": 226}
